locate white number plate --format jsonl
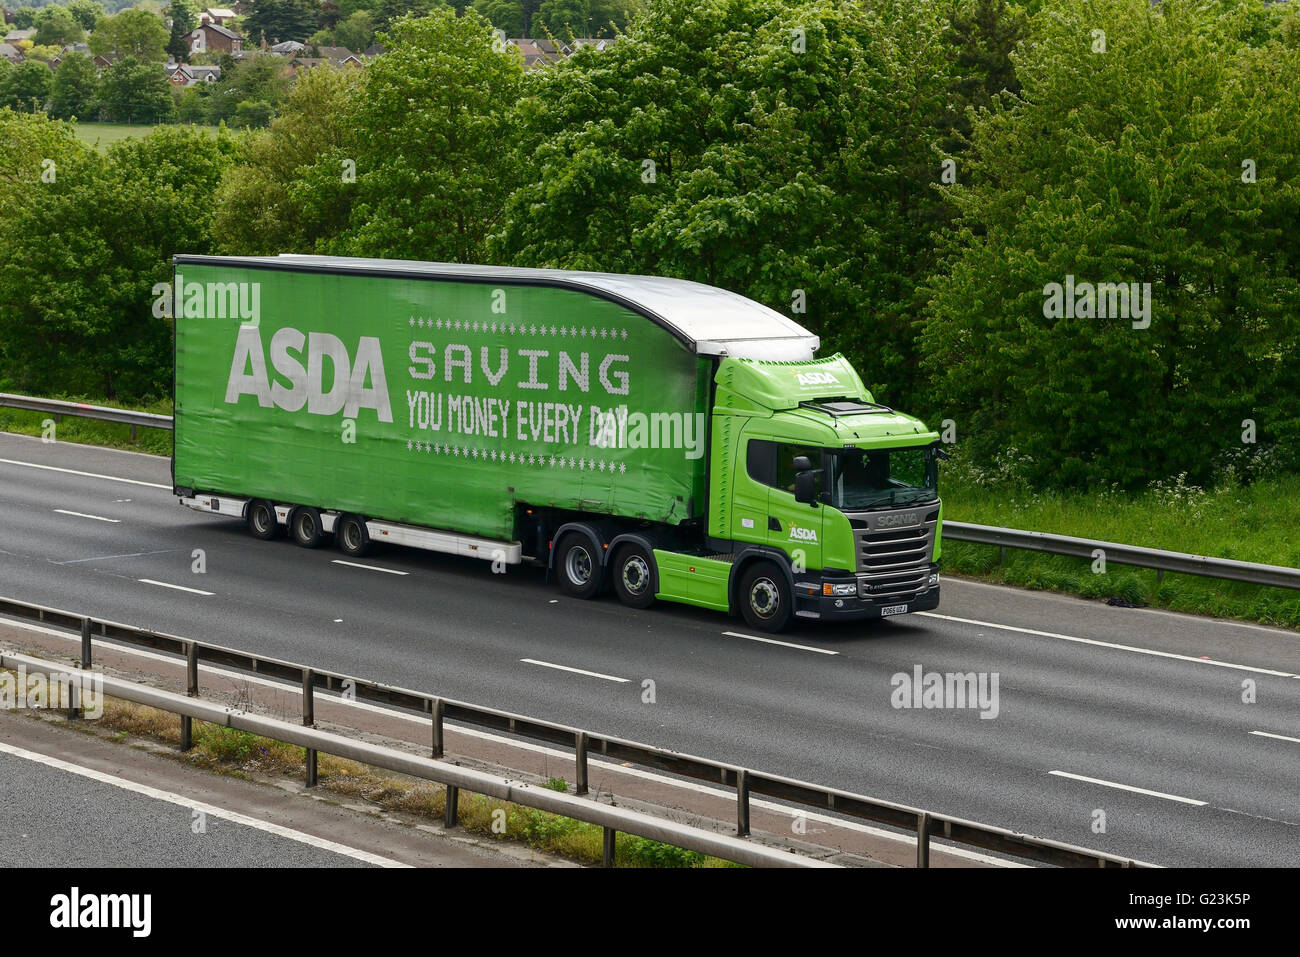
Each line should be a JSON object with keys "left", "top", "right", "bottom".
{"left": 880, "top": 604, "right": 909, "bottom": 617}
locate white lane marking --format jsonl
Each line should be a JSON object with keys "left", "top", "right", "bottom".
{"left": 722, "top": 631, "right": 839, "bottom": 655}
{"left": 138, "top": 579, "right": 214, "bottom": 596}
{"left": 0, "top": 740, "right": 407, "bottom": 867}
{"left": 52, "top": 509, "right": 120, "bottom": 524}
{"left": 520, "top": 658, "right": 629, "bottom": 683}
{"left": 1049, "top": 770, "right": 1206, "bottom": 806}
{"left": 0, "top": 617, "right": 1015, "bottom": 866}
{"left": 52, "top": 549, "right": 178, "bottom": 566}
{"left": 917, "top": 611, "right": 1300, "bottom": 679}
{"left": 946, "top": 575, "right": 1300, "bottom": 638}
{"left": 1250, "top": 730, "right": 1300, "bottom": 745}
{"left": 0, "top": 457, "right": 170, "bottom": 490}
{"left": 332, "top": 560, "right": 409, "bottom": 576}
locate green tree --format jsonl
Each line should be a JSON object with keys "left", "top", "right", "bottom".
{"left": 49, "top": 51, "right": 100, "bottom": 120}
{"left": 66, "top": 0, "right": 109, "bottom": 33}
{"left": 212, "top": 63, "right": 363, "bottom": 253}
{"left": 0, "top": 124, "right": 238, "bottom": 399}
{"left": 98, "top": 56, "right": 175, "bottom": 121}
{"left": 920, "top": 0, "right": 1300, "bottom": 487}
{"left": 91, "top": 9, "right": 171, "bottom": 63}
{"left": 472, "top": 0, "right": 525, "bottom": 36}
{"left": 34, "top": 7, "right": 87, "bottom": 47}
{"left": 167, "top": 0, "right": 200, "bottom": 63}
{"left": 242, "top": 0, "right": 322, "bottom": 44}
{"left": 11, "top": 9, "right": 37, "bottom": 30}
{"left": 497, "top": 0, "right": 952, "bottom": 408}
{"left": 332, "top": 9, "right": 524, "bottom": 260}
{"left": 0, "top": 60, "right": 55, "bottom": 113}
{"left": 204, "top": 53, "right": 287, "bottom": 124}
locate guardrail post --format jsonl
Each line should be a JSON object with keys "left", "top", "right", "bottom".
{"left": 998, "top": 546, "right": 1006, "bottom": 564}
{"left": 575, "top": 731, "right": 589, "bottom": 795}
{"left": 305, "top": 748, "right": 318, "bottom": 787}
{"left": 603, "top": 826, "right": 616, "bottom": 867}
{"left": 186, "top": 642, "right": 198, "bottom": 695}
{"left": 1156, "top": 569, "right": 1164, "bottom": 584}
{"left": 736, "top": 769, "right": 750, "bottom": 837}
{"left": 66, "top": 676, "right": 80, "bottom": 720}
{"left": 80, "top": 617, "right": 92, "bottom": 668}
{"left": 444, "top": 785, "right": 458, "bottom": 828}
{"left": 916, "top": 812, "right": 931, "bottom": 868}
{"left": 302, "top": 669, "right": 314, "bottom": 726}
{"left": 431, "top": 698, "right": 444, "bottom": 758}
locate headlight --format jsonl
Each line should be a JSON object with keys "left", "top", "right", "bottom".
{"left": 928, "top": 572, "right": 940, "bottom": 587}
{"left": 824, "top": 582, "right": 857, "bottom": 597}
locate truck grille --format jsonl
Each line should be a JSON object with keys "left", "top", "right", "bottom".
{"left": 849, "top": 507, "right": 939, "bottom": 601}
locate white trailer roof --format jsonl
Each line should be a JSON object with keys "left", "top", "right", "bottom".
{"left": 177, "top": 255, "right": 820, "bottom": 361}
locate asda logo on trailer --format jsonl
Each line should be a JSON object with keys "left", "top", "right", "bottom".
{"left": 225, "top": 325, "right": 393, "bottom": 423}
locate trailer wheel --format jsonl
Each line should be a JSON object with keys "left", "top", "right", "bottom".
{"left": 290, "top": 507, "right": 324, "bottom": 549}
{"left": 556, "top": 534, "right": 603, "bottom": 600}
{"left": 612, "top": 544, "right": 657, "bottom": 609}
{"left": 336, "top": 514, "right": 370, "bottom": 557}
{"left": 739, "top": 561, "right": 793, "bottom": 633}
{"left": 246, "top": 500, "right": 280, "bottom": 540}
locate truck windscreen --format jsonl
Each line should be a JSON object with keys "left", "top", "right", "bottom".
{"left": 826, "top": 446, "right": 938, "bottom": 510}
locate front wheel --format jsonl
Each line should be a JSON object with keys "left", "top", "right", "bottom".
{"left": 556, "top": 534, "right": 603, "bottom": 599}
{"left": 738, "top": 561, "right": 793, "bottom": 633}
{"left": 612, "top": 543, "right": 657, "bottom": 609}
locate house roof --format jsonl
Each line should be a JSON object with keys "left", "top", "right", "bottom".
{"left": 4, "top": 28, "right": 35, "bottom": 42}
{"left": 199, "top": 23, "right": 241, "bottom": 40}
{"left": 0, "top": 43, "right": 20, "bottom": 60}
{"left": 205, "top": 7, "right": 237, "bottom": 17}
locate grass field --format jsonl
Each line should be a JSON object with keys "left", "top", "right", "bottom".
{"left": 72, "top": 122, "right": 219, "bottom": 152}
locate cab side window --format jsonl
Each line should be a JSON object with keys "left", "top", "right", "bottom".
{"left": 748, "top": 439, "right": 820, "bottom": 494}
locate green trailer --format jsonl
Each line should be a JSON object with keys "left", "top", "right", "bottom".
{"left": 172, "top": 255, "right": 943, "bottom": 631}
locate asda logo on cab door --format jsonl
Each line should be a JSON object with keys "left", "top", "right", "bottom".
{"left": 789, "top": 523, "right": 818, "bottom": 543}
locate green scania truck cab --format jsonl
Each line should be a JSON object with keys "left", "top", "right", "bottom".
{"left": 172, "top": 255, "right": 942, "bottom": 632}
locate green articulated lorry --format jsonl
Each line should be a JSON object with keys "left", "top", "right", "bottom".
{"left": 172, "top": 255, "right": 944, "bottom": 632}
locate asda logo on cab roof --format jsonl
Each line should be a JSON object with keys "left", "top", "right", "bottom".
{"left": 796, "top": 371, "right": 839, "bottom": 387}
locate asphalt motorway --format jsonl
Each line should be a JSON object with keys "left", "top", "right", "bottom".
{"left": 1, "top": 432, "right": 1298, "bottom": 866}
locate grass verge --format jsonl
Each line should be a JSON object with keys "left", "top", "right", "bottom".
{"left": 941, "top": 462, "right": 1300, "bottom": 630}
{"left": 0, "top": 398, "right": 172, "bottom": 455}
{"left": 50, "top": 690, "right": 739, "bottom": 869}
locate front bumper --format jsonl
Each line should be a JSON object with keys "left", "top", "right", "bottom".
{"left": 794, "top": 569, "right": 941, "bottom": 621}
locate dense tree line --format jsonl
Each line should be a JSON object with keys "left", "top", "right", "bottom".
{"left": 2, "top": 0, "right": 1297, "bottom": 489}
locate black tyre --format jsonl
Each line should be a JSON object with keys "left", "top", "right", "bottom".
{"left": 336, "top": 514, "right": 370, "bottom": 557}
{"left": 612, "top": 543, "right": 657, "bottom": 609}
{"left": 556, "top": 534, "right": 603, "bottom": 599}
{"left": 290, "top": 506, "right": 324, "bottom": 549}
{"left": 246, "top": 500, "right": 279, "bottom": 540}
{"left": 738, "top": 561, "right": 793, "bottom": 632}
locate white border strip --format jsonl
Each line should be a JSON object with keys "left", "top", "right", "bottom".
{"left": 0, "top": 740, "right": 407, "bottom": 867}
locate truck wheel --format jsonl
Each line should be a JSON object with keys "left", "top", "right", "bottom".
{"left": 739, "top": 561, "right": 793, "bottom": 633}
{"left": 612, "top": 544, "right": 657, "bottom": 609}
{"left": 556, "top": 534, "right": 603, "bottom": 599}
{"left": 246, "top": 500, "right": 280, "bottom": 540}
{"left": 290, "top": 507, "right": 324, "bottom": 549}
{"left": 336, "top": 514, "right": 370, "bottom": 557}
